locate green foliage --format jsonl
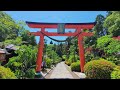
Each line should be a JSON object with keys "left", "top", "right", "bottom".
{"left": 65, "top": 60, "right": 72, "bottom": 66}
{"left": 69, "top": 45, "right": 75, "bottom": 55}
{"left": 0, "top": 11, "right": 20, "bottom": 41}
{"left": 84, "top": 59, "right": 116, "bottom": 79}
{"left": 97, "top": 35, "right": 113, "bottom": 50}
{"left": 65, "top": 55, "right": 79, "bottom": 66}
{"left": 45, "top": 44, "right": 62, "bottom": 65}
{"left": 71, "top": 61, "right": 80, "bottom": 72}
{"left": 85, "top": 53, "right": 95, "bottom": 62}
{"left": 104, "top": 11, "right": 120, "bottom": 36}
{"left": 84, "top": 14, "right": 106, "bottom": 49}
{"left": 69, "top": 55, "right": 79, "bottom": 62}
{"left": 106, "top": 40, "right": 120, "bottom": 55}
{"left": 0, "top": 11, "right": 36, "bottom": 46}
{"left": 20, "top": 29, "right": 37, "bottom": 46}
{"left": 106, "top": 11, "right": 113, "bottom": 16}
{"left": 115, "top": 66, "right": 120, "bottom": 70}
{"left": 0, "top": 66, "right": 17, "bottom": 79}
{"left": 97, "top": 35, "right": 120, "bottom": 64}
{"left": 83, "top": 14, "right": 107, "bottom": 64}
{"left": 5, "top": 45, "right": 37, "bottom": 79}
{"left": 94, "top": 14, "right": 106, "bottom": 37}
{"left": 111, "top": 66, "right": 120, "bottom": 79}
{"left": 62, "top": 55, "right": 67, "bottom": 61}
{"left": 4, "top": 36, "right": 22, "bottom": 46}
{"left": 45, "top": 58, "right": 52, "bottom": 68}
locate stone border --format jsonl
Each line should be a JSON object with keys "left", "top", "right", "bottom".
{"left": 64, "top": 62, "right": 86, "bottom": 79}
{"left": 41, "top": 66, "right": 55, "bottom": 78}
{"left": 64, "top": 63, "right": 80, "bottom": 79}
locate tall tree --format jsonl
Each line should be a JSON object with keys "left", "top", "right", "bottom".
{"left": 104, "top": 11, "right": 120, "bottom": 37}
{"left": 94, "top": 14, "right": 106, "bottom": 37}
{"left": 17, "top": 21, "right": 37, "bottom": 46}
{"left": 0, "top": 11, "right": 20, "bottom": 41}
{"left": 84, "top": 14, "right": 106, "bottom": 48}
{"left": 20, "top": 30, "right": 37, "bottom": 46}
{"left": 106, "top": 11, "right": 113, "bottom": 17}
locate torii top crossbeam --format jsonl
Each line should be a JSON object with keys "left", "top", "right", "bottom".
{"left": 26, "top": 21, "right": 96, "bottom": 29}
{"left": 26, "top": 21, "right": 96, "bottom": 37}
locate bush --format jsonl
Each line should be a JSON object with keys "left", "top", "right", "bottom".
{"left": 69, "top": 55, "right": 79, "bottom": 63}
{"left": 46, "top": 58, "right": 52, "bottom": 68}
{"left": 111, "top": 66, "right": 120, "bottom": 79}
{"left": 106, "top": 56, "right": 119, "bottom": 65}
{"left": 5, "top": 45, "right": 37, "bottom": 79}
{"left": 62, "top": 55, "right": 67, "bottom": 61}
{"left": 84, "top": 59, "right": 116, "bottom": 79}
{"left": 0, "top": 66, "right": 17, "bottom": 79}
{"left": 115, "top": 66, "right": 120, "bottom": 70}
{"left": 65, "top": 55, "right": 79, "bottom": 66}
{"left": 71, "top": 61, "right": 80, "bottom": 72}
{"left": 65, "top": 60, "right": 72, "bottom": 66}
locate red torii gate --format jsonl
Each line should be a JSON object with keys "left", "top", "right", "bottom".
{"left": 26, "top": 21, "right": 96, "bottom": 74}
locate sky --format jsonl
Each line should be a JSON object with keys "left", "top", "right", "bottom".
{"left": 4, "top": 11, "right": 107, "bottom": 44}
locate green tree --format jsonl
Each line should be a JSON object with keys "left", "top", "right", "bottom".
{"left": 84, "top": 14, "right": 106, "bottom": 48}
{"left": 84, "top": 14, "right": 106, "bottom": 61}
{"left": 106, "top": 11, "right": 113, "bottom": 17}
{"left": 0, "top": 11, "right": 20, "bottom": 41}
{"left": 45, "top": 44, "right": 62, "bottom": 65}
{"left": 5, "top": 45, "right": 37, "bottom": 79}
{"left": 104, "top": 11, "right": 120, "bottom": 37}
{"left": 20, "top": 30, "right": 37, "bottom": 46}
{"left": 17, "top": 21, "right": 37, "bottom": 46}
{"left": 4, "top": 36, "right": 22, "bottom": 46}
{"left": 97, "top": 35, "right": 120, "bottom": 64}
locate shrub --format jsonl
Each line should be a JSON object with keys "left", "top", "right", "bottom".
{"left": 84, "top": 59, "right": 116, "bottom": 79}
{"left": 65, "top": 60, "right": 72, "bottom": 66}
{"left": 111, "top": 66, "right": 120, "bottom": 79}
{"left": 0, "top": 66, "right": 17, "bottom": 79}
{"left": 115, "top": 66, "right": 120, "bottom": 70}
{"left": 71, "top": 61, "right": 80, "bottom": 72}
{"left": 69, "top": 55, "right": 79, "bottom": 63}
{"left": 5, "top": 45, "right": 37, "bottom": 79}
{"left": 65, "top": 55, "right": 79, "bottom": 66}
{"left": 62, "top": 55, "right": 67, "bottom": 61}
{"left": 46, "top": 58, "right": 52, "bottom": 68}
{"left": 106, "top": 56, "right": 119, "bottom": 65}
{"left": 65, "top": 60, "right": 68, "bottom": 64}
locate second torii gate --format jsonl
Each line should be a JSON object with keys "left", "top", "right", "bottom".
{"left": 26, "top": 21, "right": 96, "bottom": 75}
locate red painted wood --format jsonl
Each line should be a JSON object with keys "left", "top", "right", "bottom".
{"left": 27, "top": 23, "right": 95, "bottom": 30}
{"left": 78, "top": 35, "right": 85, "bottom": 72}
{"left": 29, "top": 32, "right": 41, "bottom": 36}
{"left": 36, "top": 33, "right": 44, "bottom": 72}
{"left": 41, "top": 31, "right": 80, "bottom": 36}
{"left": 77, "top": 28, "right": 94, "bottom": 72}
{"left": 29, "top": 31, "right": 93, "bottom": 37}
{"left": 82, "top": 32, "right": 94, "bottom": 36}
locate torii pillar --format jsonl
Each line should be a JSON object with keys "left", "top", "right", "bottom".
{"left": 77, "top": 31, "right": 93, "bottom": 72}
{"left": 28, "top": 28, "right": 45, "bottom": 76}
{"left": 36, "top": 32, "right": 44, "bottom": 73}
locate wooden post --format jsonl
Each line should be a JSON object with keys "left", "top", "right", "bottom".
{"left": 36, "top": 32, "right": 44, "bottom": 73}
{"left": 78, "top": 34, "right": 85, "bottom": 72}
